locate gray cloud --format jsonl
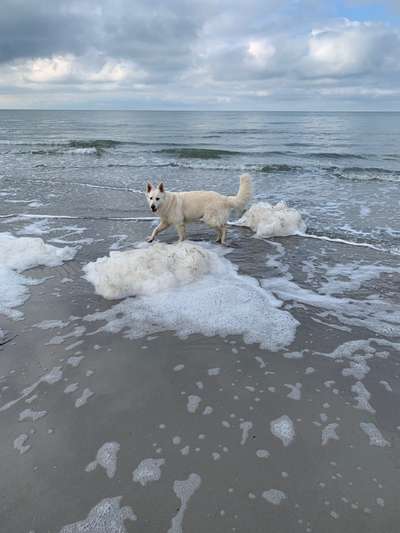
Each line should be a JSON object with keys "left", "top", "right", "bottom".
{"left": 0, "top": 1, "right": 93, "bottom": 63}
{"left": 0, "top": 0, "right": 399, "bottom": 109}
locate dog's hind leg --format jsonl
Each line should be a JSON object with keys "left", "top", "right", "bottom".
{"left": 215, "top": 225, "right": 227, "bottom": 244}
{"left": 220, "top": 225, "right": 227, "bottom": 244}
{"left": 176, "top": 224, "right": 186, "bottom": 242}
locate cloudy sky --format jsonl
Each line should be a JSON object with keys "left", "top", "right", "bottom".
{"left": 1, "top": 0, "right": 400, "bottom": 110}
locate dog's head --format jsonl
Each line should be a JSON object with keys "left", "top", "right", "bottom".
{"left": 146, "top": 181, "right": 165, "bottom": 213}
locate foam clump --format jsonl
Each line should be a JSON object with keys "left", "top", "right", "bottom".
{"left": 0, "top": 232, "right": 76, "bottom": 319}
{"left": 168, "top": 474, "right": 202, "bottom": 533}
{"left": 60, "top": 497, "right": 136, "bottom": 533}
{"left": 85, "top": 442, "right": 120, "bottom": 479}
{"left": 83, "top": 242, "right": 214, "bottom": 300}
{"left": 84, "top": 242, "right": 298, "bottom": 351}
{"left": 360, "top": 422, "right": 390, "bottom": 447}
{"left": 0, "top": 232, "right": 76, "bottom": 272}
{"left": 262, "top": 489, "right": 287, "bottom": 505}
{"left": 236, "top": 201, "right": 306, "bottom": 238}
{"left": 270, "top": 415, "right": 295, "bottom": 446}
{"left": 132, "top": 458, "right": 165, "bottom": 486}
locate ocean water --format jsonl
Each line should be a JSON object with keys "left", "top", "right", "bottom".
{"left": 0, "top": 110, "right": 399, "bottom": 251}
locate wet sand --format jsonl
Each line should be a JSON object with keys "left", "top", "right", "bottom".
{"left": 1, "top": 223, "right": 400, "bottom": 532}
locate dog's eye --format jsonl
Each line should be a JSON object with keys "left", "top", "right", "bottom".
{"left": 149, "top": 197, "right": 153, "bottom": 200}
{"left": 156, "top": 197, "right": 160, "bottom": 201}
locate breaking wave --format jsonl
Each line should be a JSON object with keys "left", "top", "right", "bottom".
{"left": 259, "top": 164, "right": 301, "bottom": 173}
{"left": 332, "top": 166, "right": 400, "bottom": 183}
{"left": 157, "top": 147, "right": 242, "bottom": 159}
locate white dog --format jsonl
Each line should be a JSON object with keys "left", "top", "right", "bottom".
{"left": 145, "top": 174, "right": 252, "bottom": 244}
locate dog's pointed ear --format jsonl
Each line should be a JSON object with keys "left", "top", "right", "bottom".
{"left": 146, "top": 182, "right": 153, "bottom": 193}
{"left": 159, "top": 182, "right": 165, "bottom": 193}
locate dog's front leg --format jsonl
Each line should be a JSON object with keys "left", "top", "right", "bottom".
{"left": 147, "top": 220, "right": 170, "bottom": 242}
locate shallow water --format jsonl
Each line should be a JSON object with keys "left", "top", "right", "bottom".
{"left": 1, "top": 110, "right": 399, "bottom": 251}
{"left": 0, "top": 111, "right": 400, "bottom": 532}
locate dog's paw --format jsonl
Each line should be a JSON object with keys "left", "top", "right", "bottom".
{"left": 146, "top": 236, "right": 154, "bottom": 243}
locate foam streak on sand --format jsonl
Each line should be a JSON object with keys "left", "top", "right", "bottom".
{"left": 263, "top": 262, "right": 400, "bottom": 338}
{"left": 168, "top": 474, "right": 201, "bottom": 533}
{"left": 301, "top": 232, "right": 383, "bottom": 252}
{"left": 0, "top": 213, "right": 157, "bottom": 222}
{"left": 60, "top": 497, "right": 136, "bottom": 533}
{"left": 83, "top": 242, "right": 298, "bottom": 351}
{"left": 0, "top": 365, "right": 64, "bottom": 412}
{"left": 360, "top": 423, "right": 390, "bottom": 447}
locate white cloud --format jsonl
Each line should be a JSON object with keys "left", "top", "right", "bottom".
{"left": 0, "top": 53, "right": 146, "bottom": 89}
{"left": 304, "top": 20, "right": 400, "bottom": 77}
{"left": 247, "top": 39, "right": 276, "bottom": 68}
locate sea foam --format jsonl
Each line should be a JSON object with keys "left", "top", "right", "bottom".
{"left": 84, "top": 242, "right": 298, "bottom": 351}
{"left": 0, "top": 232, "right": 76, "bottom": 318}
{"left": 0, "top": 232, "right": 76, "bottom": 272}
{"left": 235, "top": 201, "right": 306, "bottom": 238}
{"left": 83, "top": 242, "right": 214, "bottom": 300}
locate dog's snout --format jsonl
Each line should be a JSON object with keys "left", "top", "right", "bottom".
{"left": 151, "top": 204, "right": 157, "bottom": 212}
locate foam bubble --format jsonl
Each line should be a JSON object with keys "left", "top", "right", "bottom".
{"left": 84, "top": 242, "right": 298, "bottom": 351}
{"left": 33, "top": 320, "right": 70, "bottom": 330}
{"left": 85, "top": 442, "right": 120, "bottom": 479}
{"left": 235, "top": 201, "right": 306, "bottom": 238}
{"left": 14, "top": 433, "right": 31, "bottom": 454}
{"left": 360, "top": 423, "right": 390, "bottom": 447}
{"left": 180, "top": 445, "right": 190, "bottom": 455}
{"left": 239, "top": 421, "right": 253, "bottom": 445}
{"left": 42, "top": 366, "right": 63, "bottom": 384}
{"left": 132, "top": 458, "right": 165, "bottom": 486}
{"left": 321, "top": 423, "right": 339, "bottom": 446}
{"left": 59, "top": 497, "right": 136, "bottom": 533}
{"left": 75, "top": 388, "right": 94, "bottom": 408}
{"left": 187, "top": 395, "right": 201, "bottom": 414}
{"left": 67, "top": 356, "right": 85, "bottom": 367}
{"left": 168, "top": 474, "right": 201, "bottom": 533}
{"left": 352, "top": 382, "right": 375, "bottom": 413}
{"left": 379, "top": 380, "right": 392, "bottom": 392}
{"left": 47, "top": 326, "right": 86, "bottom": 346}
{"left": 285, "top": 383, "right": 302, "bottom": 400}
{"left": 270, "top": 415, "right": 295, "bottom": 446}
{"left": 64, "top": 383, "right": 79, "bottom": 394}
{"left": 18, "top": 408, "right": 47, "bottom": 422}
{"left": 256, "top": 449, "right": 270, "bottom": 459}
{"left": 262, "top": 489, "right": 287, "bottom": 505}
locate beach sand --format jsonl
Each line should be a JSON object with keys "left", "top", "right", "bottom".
{"left": 1, "top": 221, "right": 399, "bottom": 532}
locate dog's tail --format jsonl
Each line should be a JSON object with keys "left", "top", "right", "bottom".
{"left": 227, "top": 173, "right": 252, "bottom": 210}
